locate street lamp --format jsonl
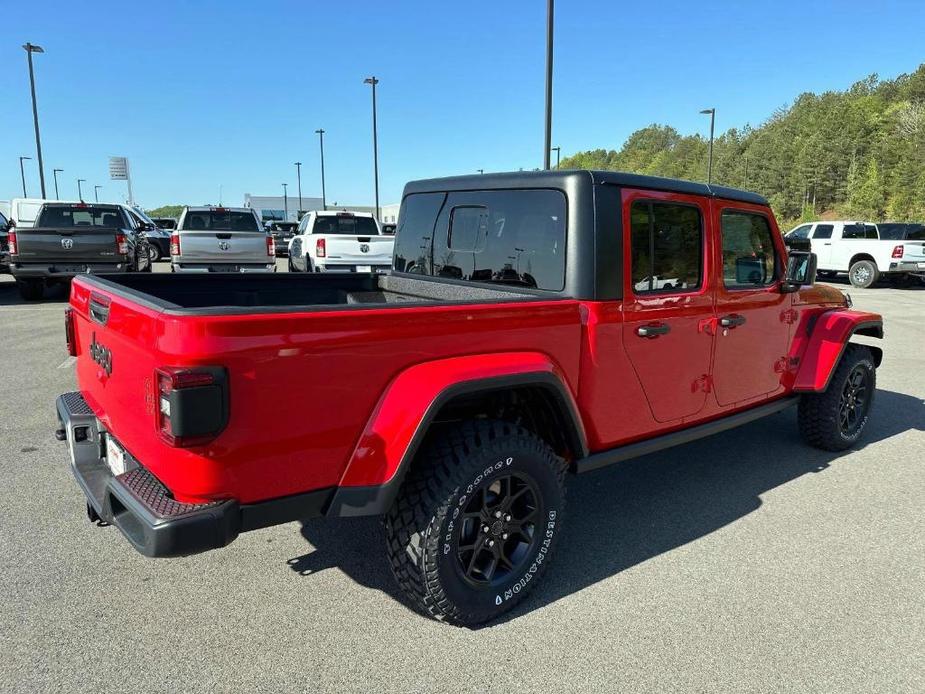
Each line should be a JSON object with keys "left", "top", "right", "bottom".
{"left": 19, "top": 156, "right": 32, "bottom": 197}
{"left": 543, "top": 0, "right": 555, "bottom": 170}
{"left": 363, "top": 76, "right": 380, "bottom": 220}
{"left": 94, "top": 185, "right": 102, "bottom": 202}
{"left": 77, "top": 178, "right": 86, "bottom": 201}
{"left": 477, "top": 169, "right": 484, "bottom": 174}
{"left": 700, "top": 108, "right": 716, "bottom": 184}
{"left": 551, "top": 146, "right": 561, "bottom": 169}
{"left": 22, "top": 43, "right": 47, "bottom": 199}
{"left": 53, "top": 168, "right": 63, "bottom": 199}
{"left": 315, "top": 129, "right": 327, "bottom": 211}
{"left": 282, "top": 183, "right": 288, "bottom": 220}
{"left": 294, "top": 162, "right": 303, "bottom": 215}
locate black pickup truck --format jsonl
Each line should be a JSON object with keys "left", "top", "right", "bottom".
{"left": 9, "top": 202, "right": 152, "bottom": 300}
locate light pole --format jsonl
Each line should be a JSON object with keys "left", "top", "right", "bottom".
{"left": 94, "top": 185, "right": 102, "bottom": 202}
{"left": 294, "top": 162, "right": 302, "bottom": 215}
{"left": 53, "top": 168, "right": 63, "bottom": 199}
{"left": 543, "top": 0, "right": 554, "bottom": 170}
{"left": 77, "top": 178, "right": 86, "bottom": 201}
{"left": 700, "top": 108, "right": 715, "bottom": 184}
{"left": 315, "top": 129, "right": 327, "bottom": 211}
{"left": 19, "top": 156, "right": 31, "bottom": 197}
{"left": 551, "top": 146, "right": 561, "bottom": 169}
{"left": 282, "top": 183, "right": 288, "bottom": 220}
{"left": 363, "top": 76, "right": 380, "bottom": 220}
{"left": 477, "top": 169, "right": 484, "bottom": 174}
{"left": 23, "top": 43, "right": 47, "bottom": 199}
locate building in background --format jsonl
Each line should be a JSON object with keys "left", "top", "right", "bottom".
{"left": 244, "top": 194, "right": 400, "bottom": 225}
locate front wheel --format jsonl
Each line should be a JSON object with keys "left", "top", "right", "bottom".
{"left": 848, "top": 260, "right": 878, "bottom": 288}
{"left": 798, "top": 344, "right": 876, "bottom": 451}
{"left": 385, "top": 420, "right": 566, "bottom": 626}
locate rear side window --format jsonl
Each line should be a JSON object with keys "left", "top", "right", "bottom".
{"left": 630, "top": 201, "right": 702, "bottom": 294}
{"left": 813, "top": 224, "right": 834, "bottom": 239}
{"left": 37, "top": 206, "right": 123, "bottom": 228}
{"left": 393, "top": 193, "right": 446, "bottom": 275}
{"left": 720, "top": 211, "right": 777, "bottom": 288}
{"left": 182, "top": 211, "right": 259, "bottom": 231}
{"left": 843, "top": 224, "right": 878, "bottom": 239}
{"left": 311, "top": 215, "right": 378, "bottom": 235}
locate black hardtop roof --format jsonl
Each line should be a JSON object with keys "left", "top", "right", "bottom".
{"left": 403, "top": 169, "right": 767, "bottom": 206}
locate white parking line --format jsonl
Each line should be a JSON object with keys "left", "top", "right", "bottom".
{"left": 57, "top": 357, "right": 77, "bottom": 369}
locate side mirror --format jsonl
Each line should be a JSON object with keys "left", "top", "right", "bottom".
{"left": 781, "top": 251, "right": 817, "bottom": 293}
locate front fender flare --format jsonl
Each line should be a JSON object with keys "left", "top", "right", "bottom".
{"left": 326, "top": 352, "right": 585, "bottom": 517}
{"left": 792, "top": 309, "right": 883, "bottom": 392}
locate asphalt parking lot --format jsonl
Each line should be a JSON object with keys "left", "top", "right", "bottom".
{"left": 0, "top": 267, "right": 922, "bottom": 693}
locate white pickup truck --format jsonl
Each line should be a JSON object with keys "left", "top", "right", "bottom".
{"left": 785, "top": 220, "right": 925, "bottom": 287}
{"left": 287, "top": 210, "right": 394, "bottom": 273}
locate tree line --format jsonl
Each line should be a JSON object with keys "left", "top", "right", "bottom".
{"left": 559, "top": 64, "right": 925, "bottom": 226}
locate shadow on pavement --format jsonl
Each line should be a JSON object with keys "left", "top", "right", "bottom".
{"left": 0, "top": 277, "right": 69, "bottom": 306}
{"left": 289, "top": 389, "right": 924, "bottom": 624}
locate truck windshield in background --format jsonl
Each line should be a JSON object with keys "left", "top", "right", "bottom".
{"left": 392, "top": 189, "right": 567, "bottom": 290}
{"left": 181, "top": 211, "right": 260, "bottom": 231}
{"left": 36, "top": 205, "right": 124, "bottom": 229}
{"left": 313, "top": 215, "right": 379, "bottom": 235}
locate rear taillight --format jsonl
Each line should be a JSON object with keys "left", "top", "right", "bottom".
{"left": 155, "top": 366, "right": 228, "bottom": 448}
{"left": 170, "top": 233, "right": 180, "bottom": 256}
{"left": 267, "top": 235, "right": 275, "bottom": 257}
{"left": 316, "top": 238, "right": 326, "bottom": 257}
{"left": 64, "top": 308, "right": 77, "bottom": 356}
{"left": 892, "top": 245, "right": 904, "bottom": 259}
{"left": 8, "top": 230, "right": 17, "bottom": 256}
{"left": 115, "top": 233, "right": 128, "bottom": 255}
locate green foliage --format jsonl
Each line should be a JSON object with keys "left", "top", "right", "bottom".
{"left": 559, "top": 64, "right": 925, "bottom": 227}
{"left": 145, "top": 205, "right": 183, "bottom": 219}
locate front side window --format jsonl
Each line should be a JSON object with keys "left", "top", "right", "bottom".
{"left": 630, "top": 201, "right": 702, "bottom": 294}
{"left": 788, "top": 224, "right": 812, "bottom": 239}
{"left": 720, "top": 211, "right": 777, "bottom": 288}
{"left": 813, "top": 224, "right": 834, "bottom": 239}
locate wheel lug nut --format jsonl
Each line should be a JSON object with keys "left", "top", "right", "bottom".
{"left": 482, "top": 525, "right": 489, "bottom": 533}
{"left": 488, "top": 539, "right": 495, "bottom": 547}
{"left": 502, "top": 533, "right": 509, "bottom": 540}
{"left": 494, "top": 510, "right": 502, "bottom": 518}
{"left": 504, "top": 514, "right": 511, "bottom": 522}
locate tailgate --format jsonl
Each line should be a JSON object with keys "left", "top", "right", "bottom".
{"left": 900, "top": 241, "right": 925, "bottom": 261}
{"left": 15, "top": 227, "right": 119, "bottom": 262}
{"left": 177, "top": 231, "right": 269, "bottom": 263}
{"left": 321, "top": 235, "right": 394, "bottom": 263}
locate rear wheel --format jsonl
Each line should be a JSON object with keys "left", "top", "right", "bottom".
{"left": 16, "top": 278, "right": 44, "bottom": 301}
{"left": 848, "top": 260, "right": 878, "bottom": 288}
{"left": 148, "top": 244, "right": 162, "bottom": 263}
{"left": 798, "top": 344, "right": 876, "bottom": 451}
{"left": 385, "top": 420, "right": 566, "bottom": 626}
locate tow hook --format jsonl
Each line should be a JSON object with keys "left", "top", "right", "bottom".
{"left": 54, "top": 427, "right": 66, "bottom": 441}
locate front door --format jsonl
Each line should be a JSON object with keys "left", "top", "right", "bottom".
{"left": 711, "top": 203, "right": 791, "bottom": 406}
{"left": 809, "top": 222, "right": 835, "bottom": 269}
{"left": 621, "top": 190, "right": 715, "bottom": 423}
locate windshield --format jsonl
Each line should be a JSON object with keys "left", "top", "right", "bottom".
{"left": 36, "top": 205, "right": 123, "bottom": 228}
{"left": 312, "top": 215, "right": 379, "bottom": 235}
{"left": 181, "top": 210, "right": 260, "bottom": 231}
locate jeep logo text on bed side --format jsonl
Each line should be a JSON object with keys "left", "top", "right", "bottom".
{"left": 89, "top": 333, "right": 112, "bottom": 376}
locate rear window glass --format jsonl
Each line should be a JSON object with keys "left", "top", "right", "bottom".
{"left": 311, "top": 215, "right": 379, "bottom": 235}
{"left": 842, "top": 224, "right": 878, "bottom": 239}
{"left": 37, "top": 206, "right": 123, "bottom": 228}
{"left": 182, "top": 211, "right": 259, "bottom": 231}
{"left": 396, "top": 189, "right": 567, "bottom": 291}
{"left": 878, "top": 223, "right": 925, "bottom": 240}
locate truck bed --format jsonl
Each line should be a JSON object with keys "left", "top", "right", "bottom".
{"left": 88, "top": 272, "right": 539, "bottom": 313}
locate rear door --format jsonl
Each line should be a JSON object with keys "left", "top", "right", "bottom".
{"left": 710, "top": 203, "right": 791, "bottom": 406}
{"left": 620, "top": 189, "right": 715, "bottom": 423}
{"left": 15, "top": 205, "right": 124, "bottom": 263}
{"left": 178, "top": 210, "right": 268, "bottom": 263}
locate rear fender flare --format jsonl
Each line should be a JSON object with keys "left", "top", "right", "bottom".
{"left": 793, "top": 310, "right": 883, "bottom": 392}
{"left": 327, "top": 352, "right": 585, "bottom": 517}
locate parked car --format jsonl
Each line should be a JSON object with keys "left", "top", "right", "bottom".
{"left": 0, "top": 210, "right": 10, "bottom": 274}
{"left": 152, "top": 217, "right": 177, "bottom": 230}
{"left": 55, "top": 170, "right": 882, "bottom": 626}
{"left": 381, "top": 222, "right": 397, "bottom": 235}
{"left": 266, "top": 221, "right": 298, "bottom": 257}
{"left": 8, "top": 197, "right": 64, "bottom": 229}
{"left": 288, "top": 210, "right": 393, "bottom": 272}
{"left": 171, "top": 206, "right": 275, "bottom": 273}
{"left": 785, "top": 220, "right": 925, "bottom": 287}
{"left": 9, "top": 201, "right": 152, "bottom": 300}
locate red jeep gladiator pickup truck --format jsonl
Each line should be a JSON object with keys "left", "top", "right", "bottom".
{"left": 56, "top": 171, "right": 883, "bottom": 625}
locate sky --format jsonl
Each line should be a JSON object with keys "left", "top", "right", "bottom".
{"left": 2, "top": 0, "right": 924, "bottom": 209}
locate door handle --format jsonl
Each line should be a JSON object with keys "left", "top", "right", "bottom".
{"left": 636, "top": 323, "right": 671, "bottom": 338}
{"left": 719, "top": 314, "right": 746, "bottom": 328}
{"left": 823, "top": 242, "right": 832, "bottom": 246}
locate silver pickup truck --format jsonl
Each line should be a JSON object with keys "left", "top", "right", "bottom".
{"left": 171, "top": 206, "right": 275, "bottom": 273}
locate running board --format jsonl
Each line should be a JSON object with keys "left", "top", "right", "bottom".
{"left": 574, "top": 397, "right": 799, "bottom": 475}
